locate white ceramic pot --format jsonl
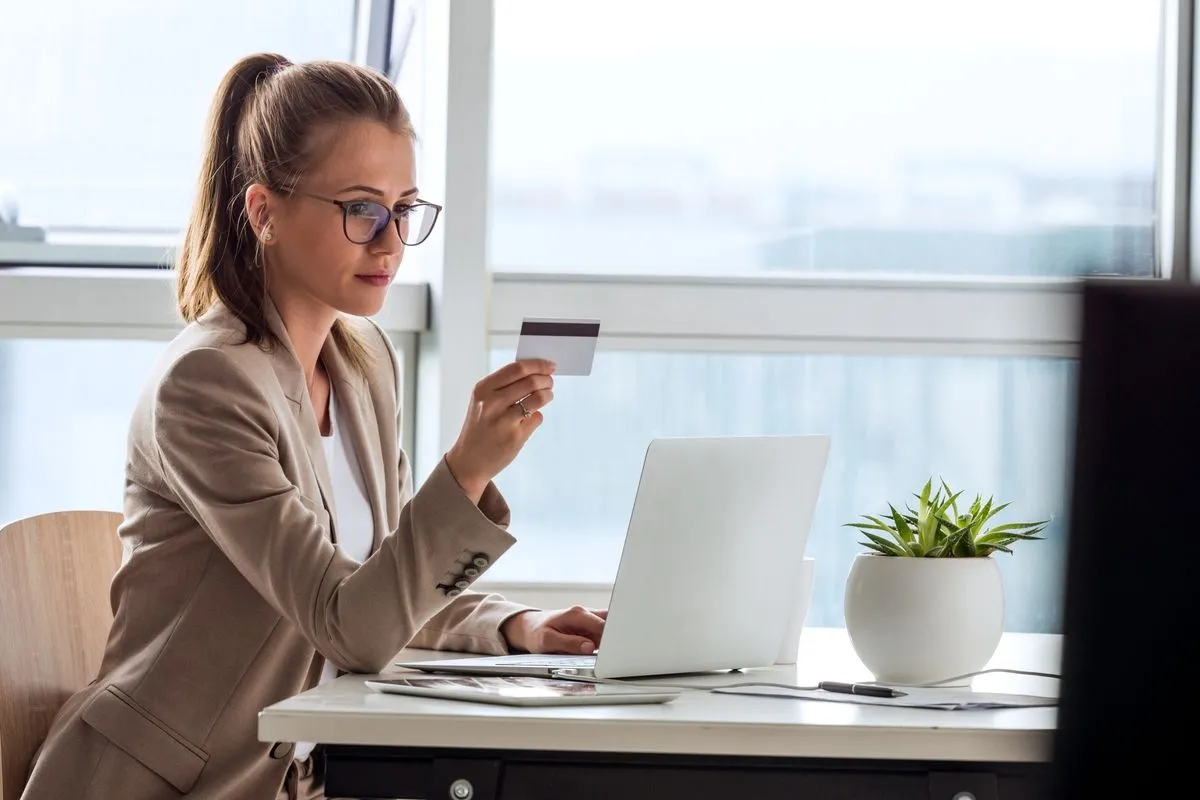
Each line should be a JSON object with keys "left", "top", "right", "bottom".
{"left": 843, "top": 553, "right": 1004, "bottom": 686}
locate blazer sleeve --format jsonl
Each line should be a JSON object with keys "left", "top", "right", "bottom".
{"left": 397, "top": 440, "right": 534, "bottom": 656}
{"left": 362, "top": 317, "right": 537, "bottom": 656}
{"left": 151, "top": 346, "right": 517, "bottom": 674}
{"left": 405, "top": 592, "right": 533, "bottom": 655}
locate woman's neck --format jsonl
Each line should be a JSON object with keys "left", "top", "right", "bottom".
{"left": 269, "top": 289, "right": 338, "bottom": 385}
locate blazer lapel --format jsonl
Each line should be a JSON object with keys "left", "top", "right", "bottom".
{"left": 262, "top": 301, "right": 339, "bottom": 542}
{"left": 321, "top": 334, "right": 387, "bottom": 554}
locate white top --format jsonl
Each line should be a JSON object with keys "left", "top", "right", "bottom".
{"left": 295, "top": 387, "right": 375, "bottom": 762}
{"left": 318, "top": 388, "right": 375, "bottom": 565}
{"left": 266, "top": 628, "right": 1061, "bottom": 764}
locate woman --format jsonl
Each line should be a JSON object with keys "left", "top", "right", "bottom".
{"left": 22, "top": 52, "right": 605, "bottom": 800}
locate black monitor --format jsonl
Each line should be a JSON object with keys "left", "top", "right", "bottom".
{"left": 1052, "top": 278, "right": 1200, "bottom": 796}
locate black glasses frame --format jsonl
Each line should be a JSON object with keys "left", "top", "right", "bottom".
{"left": 300, "top": 193, "right": 443, "bottom": 246}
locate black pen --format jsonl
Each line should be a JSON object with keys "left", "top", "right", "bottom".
{"left": 818, "top": 681, "right": 906, "bottom": 698}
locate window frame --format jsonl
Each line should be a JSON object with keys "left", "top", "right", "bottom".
{"left": 1, "top": 0, "right": 1195, "bottom": 605}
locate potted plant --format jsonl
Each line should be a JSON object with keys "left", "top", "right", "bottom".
{"left": 842, "top": 478, "right": 1048, "bottom": 686}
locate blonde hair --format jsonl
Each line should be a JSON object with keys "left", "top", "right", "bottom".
{"left": 175, "top": 52, "right": 415, "bottom": 373}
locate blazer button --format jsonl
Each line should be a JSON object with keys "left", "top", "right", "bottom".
{"left": 269, "top": 741, "right": 293, "bottom": 759}
{"left": 447, "top": 588, "right": 463, "bottom": 598}
{"left": 471, "top": 554, "right": 490, "bottom": 569}
{"left": 454, "top": 578, "right": 471, "bottom": 590}
{"left": 463, "top": 567, "right": 480, "bottom": 579}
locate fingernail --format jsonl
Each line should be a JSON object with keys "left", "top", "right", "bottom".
{"left": 581, "top": 641, "right": 595, "bottom": 654}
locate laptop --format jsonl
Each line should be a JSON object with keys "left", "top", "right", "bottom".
{"left": 398, "top": 434, "right": 831, "bottom": 680}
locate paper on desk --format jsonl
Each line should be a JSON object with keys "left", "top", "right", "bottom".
{"left": 712, "top": 685, "right": 1057, "bottom": 710}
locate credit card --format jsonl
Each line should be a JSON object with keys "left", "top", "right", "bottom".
{"left": 515, "top": 318, "right": 600, "bottom": 376}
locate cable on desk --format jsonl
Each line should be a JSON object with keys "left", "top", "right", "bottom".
{"left": 886, "top": 667, "right": 1061, "bottom": 687}
{"left": 550, "top": 667, "right": 1060, "bottom": 696}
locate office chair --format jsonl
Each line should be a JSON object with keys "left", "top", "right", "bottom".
{"left": 0, "top": 511, "right": 123, "bottom": 800}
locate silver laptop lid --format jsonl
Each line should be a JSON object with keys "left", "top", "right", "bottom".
{"left": 593, "top": 434, "right": 830, "bottom": 679}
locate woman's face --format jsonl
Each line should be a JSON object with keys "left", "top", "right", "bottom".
{"left": 250, "top": 119, "right": 418, "bottom": 319}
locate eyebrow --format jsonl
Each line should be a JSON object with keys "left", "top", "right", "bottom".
{"left": 337, "top": 184, "right": 419, "bottom": 200}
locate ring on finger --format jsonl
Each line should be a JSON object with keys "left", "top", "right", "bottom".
{"left": 516, "top": 397, "right": 532, "bottom": 418}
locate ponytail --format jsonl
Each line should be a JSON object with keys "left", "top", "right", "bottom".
{"left": 176, "top": 52, "right": 289, "bottom": 343}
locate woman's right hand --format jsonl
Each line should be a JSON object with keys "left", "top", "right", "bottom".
{"left": 444, "top": 358, "right": 556, "bottom": 502}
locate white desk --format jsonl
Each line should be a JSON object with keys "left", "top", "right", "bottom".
{"left": 259, "top": 627, "right": 1061, "bottom": 799}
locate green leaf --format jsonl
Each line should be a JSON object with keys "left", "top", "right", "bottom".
{"left": 966, "top": 497, "right": 986, "bottom": 535}
{"left": 1009, "top": 529, "right": 1047, "bottom": 540}
{"left": 859, "top": 541, "right": 896, "bottom": 556}
{"left": 995, "top": 530, "right": 1045, "bottom": 540}
{"left": 864, "top": 514, "right": 898, "bottom": 531}
{"left": 976, "top": 499, "right": 1009, "bottom": 529}
{"left": 843, "top": 513, "right": 905, "bottom": 533}
{"left": 967, "top": 495, "right": 982, "bottom": 519}
{"left": 976, "top": 530, "right": 1044, "bottom": 546}
{"left": 916, "top": 482, "right": 940, "bottom": 553}
{"left": 865, "top": 516, "right": 913, "bottom": 556}
{"left": 860, "top": 531, "right": 909, "bottom": 557}
{"left": 916, "top": 512, "right": 931, "bottom": 551}
{"left": 934, "top": 513, "right": 962, "bottom": 541}
{"left": 888, "top": 504, "right": 915, "bottom": 544}
{"left": 934, "top": 489, "right": 961, "bottom": 519}
{"left": 845, "top": 524, "right": 895, "bottom": 539}
{"left": 942, "top": 527, "right": 968, "bottom": 557}
{"left": 845, "top": 524, "right": 894, "bottom": 537}
{"left": 940, "top": 477, "right": 961, "bottom": 518}
{"left": 983, "top": 536, "right": 1020, "bottom": 550}
{"left": 843, "top": 516, "right": 897, "bottom": 534}
{"left": 982, "top": 521, "right": 1048, "bottom": 535}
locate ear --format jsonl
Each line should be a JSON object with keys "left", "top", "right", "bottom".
{"left": 244, "top": 183, "right": 276, "bottom": 241}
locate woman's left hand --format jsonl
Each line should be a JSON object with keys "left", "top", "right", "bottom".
{"left": 501, "top": 605, "right": 607, "bottom": 654}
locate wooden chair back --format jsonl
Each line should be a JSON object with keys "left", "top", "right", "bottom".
{"left": 0, "top": 511, "right": 123, "bottom": 800}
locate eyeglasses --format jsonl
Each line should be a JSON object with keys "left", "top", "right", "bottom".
{"left": 300, "top": 193, "right": 442, "bottom": 246}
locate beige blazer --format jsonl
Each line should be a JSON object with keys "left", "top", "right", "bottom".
{"left": 20, "top": 301, "right": 528, "bottom": 799}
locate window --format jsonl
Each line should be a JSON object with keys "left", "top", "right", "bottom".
{"left": 490, "top": 0, "right": 1162, "bottom": 276}
{"left": 4, "top": 0, "right": 1185, "bottom": 644}
{"left": 0, "top": 0, "right": 356, "bottom": 245}
{"left": 0, "top": 339, "right": 165, "bottom": 523}
{"left": 488, "top": 349, "right": 1074, "bottom": 634}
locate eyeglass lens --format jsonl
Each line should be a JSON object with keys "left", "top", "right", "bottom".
{"left": 343, "top": 201, "right": 436, "bottom": 245}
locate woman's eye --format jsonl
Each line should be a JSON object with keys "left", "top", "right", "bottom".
{"left": 346, "top": 201, "right": 376, "bottom": 217}
{"left": 395, "top": 205, "right": 415, "bottom": 218}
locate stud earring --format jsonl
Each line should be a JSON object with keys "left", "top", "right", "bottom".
{"left": 263, "top": 230, "right": 274, "bottom": 242}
